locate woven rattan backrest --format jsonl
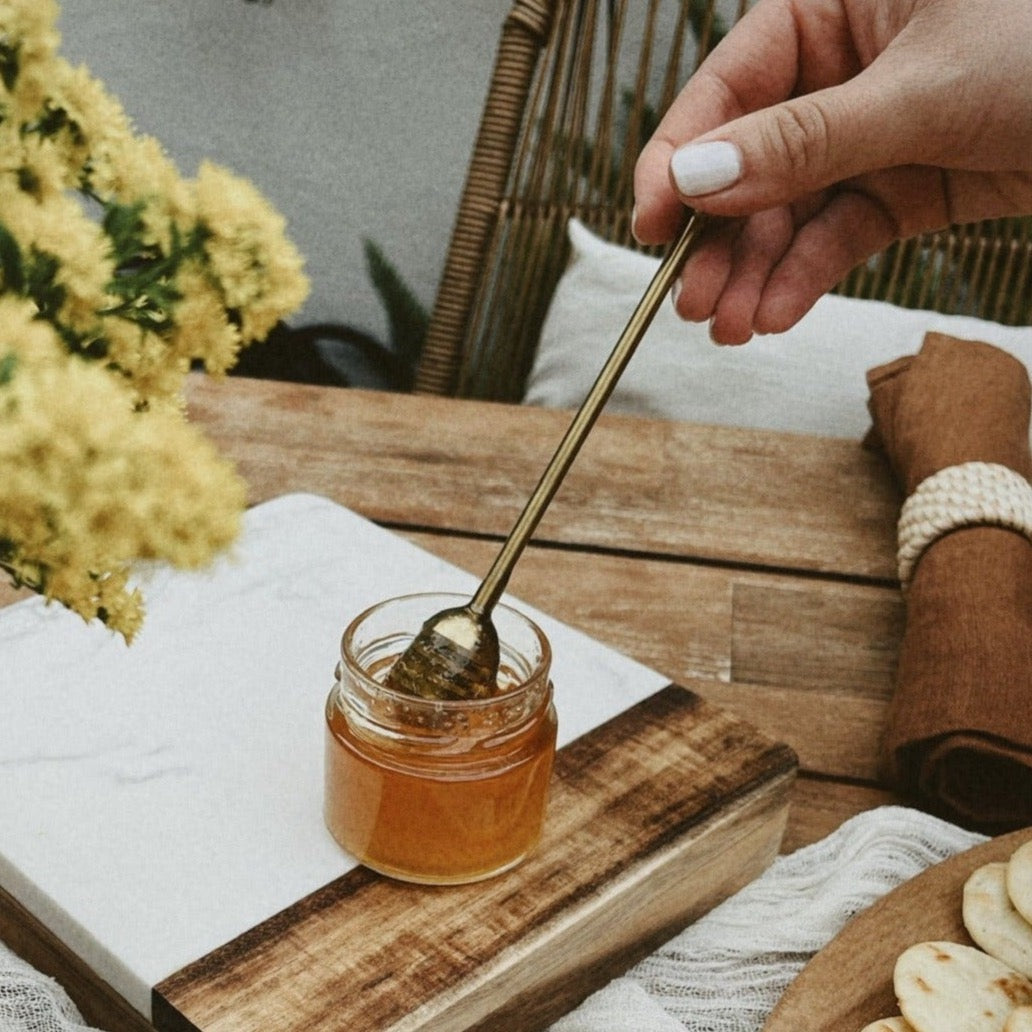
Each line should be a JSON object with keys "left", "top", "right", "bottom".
{"left": 414, "top": 0, "right": 1032, "bottom": 400}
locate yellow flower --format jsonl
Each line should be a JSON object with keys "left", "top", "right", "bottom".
{"left": 98, "top": 134, "right": 194, "bottom": 243}
{"left": 0, "top": 0, "right": 60, "bottom": 59}
{"left": 194, "top": 161, "right": 309, "bottom": 342}
{"left": 168, "top": 263, "right": 242, "bottom": 376}
{"left": 0, "top": 183, "right": 116, "bottom": 334}
{"left": 0, "top": 304, "right": 246, "bottom": 640}
{"left": 0, "top": 0, "right": 60, "bottom": 58}
{"left": 44, "top": 59, "right": 137, "bottom": 192}
{"left": 99, "top": 316, "right": 190, "bottom": 406}
{"left": 0, "top": 0, "right": 61, "bottom": 122}
{"left": 0, "top": 0, "right": 311, "bottom": 640}
{"left": 16, "top": 133, "right": 79, "bottom": 199}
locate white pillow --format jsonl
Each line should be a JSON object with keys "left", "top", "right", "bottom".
{"left": 525, "top": 219, "right": 1032, "bottom": 439}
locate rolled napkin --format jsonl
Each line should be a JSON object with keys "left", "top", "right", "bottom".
{"left": 865, "top": 332, "right": 1032, "bottom": 832}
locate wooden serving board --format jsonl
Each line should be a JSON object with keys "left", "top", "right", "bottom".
{"left": 764, "top": 827, "right": 1032, "bottom": 1032}
{"left": 149, "top": 686, "right": 794, "bottom": 1032}
{"left": 2, "top": 494, "right": 797, "bottom": 1032}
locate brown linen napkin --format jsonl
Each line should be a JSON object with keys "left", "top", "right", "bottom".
{"left": 865, "top": 332, "right": 1032, "bottom": 833}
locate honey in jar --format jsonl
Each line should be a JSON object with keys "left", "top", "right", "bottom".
{"left": 324, "top": 592, "right": 557, "bottom": 884}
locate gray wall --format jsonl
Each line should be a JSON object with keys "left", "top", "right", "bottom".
{"left": 57, "top": 0, "right": 511, "bottom": 385}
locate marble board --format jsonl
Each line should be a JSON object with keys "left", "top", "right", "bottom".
{"left": 0, "top": 494, "right": 795, "bottom": 1031}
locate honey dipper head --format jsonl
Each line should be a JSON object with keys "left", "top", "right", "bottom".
{"left": 383, "top": 603, "right": 500, "bottom": 700}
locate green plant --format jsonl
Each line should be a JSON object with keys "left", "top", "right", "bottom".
{"left": 238, "top": 239, "right": 429, "bottom": 391}
{"left": 296, "top": 2, "right": 732, "bottom": 396}
{"left": 0, "top": 0, "right": 309, "bottom": 639}
{"left": 360, "top": 238, "right": 429, "bottom": 390}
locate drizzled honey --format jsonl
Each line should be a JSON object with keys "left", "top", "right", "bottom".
{"left": 324, "top": 593, "right": 557, "bottom": 885}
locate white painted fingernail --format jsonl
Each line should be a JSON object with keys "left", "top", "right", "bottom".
{"left": 670, "top": 141, "right": 742, "bottom": 196}
{"left": 670, "top": 277, "right": 682, "bottom": 312}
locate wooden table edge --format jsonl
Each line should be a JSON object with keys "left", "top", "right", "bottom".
{"left": 154, "top": 685, "right": 796, "bottom": 1032}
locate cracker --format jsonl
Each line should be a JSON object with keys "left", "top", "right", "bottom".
{"left": 1005, "top": 1006, "right": 1032, "bottom": 1032}
{"left": 894, "top": 940, "right": 1032, "bottom": 1031}
{"left": 1003, "top": 1007, "right": 1032, "bottom": 1032}
{"left": 1007, "top": 842, "right": 1032, "bottom": 926}
{"left": 859, "top": 1019, "right": 914, "bottom": 1031}
{"left": 965, "top": 862, "right": 1032, "bottom": 976}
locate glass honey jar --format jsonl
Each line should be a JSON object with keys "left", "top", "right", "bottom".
{"left": 324, "top": 592, "right": 557, "bottom": 884}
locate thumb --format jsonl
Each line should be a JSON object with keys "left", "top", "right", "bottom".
{"left": 669, "top": 71, "right": 919, "bottom": 214}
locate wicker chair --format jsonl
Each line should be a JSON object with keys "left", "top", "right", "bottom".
{"left": 413, "top": 0, "right": 1032, "bottom": 402}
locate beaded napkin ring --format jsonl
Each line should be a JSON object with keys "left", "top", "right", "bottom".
{"left": 897, "top": 461, "right": 1032, "bottom": 588}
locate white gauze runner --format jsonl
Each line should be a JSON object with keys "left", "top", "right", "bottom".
{"left": 0, "top": 944, "right": 102, "bottom": 1032}
{"left": 549, "top": 805, "right": 986, "bottom": 1032}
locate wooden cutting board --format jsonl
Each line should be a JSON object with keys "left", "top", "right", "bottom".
{"left": 1, "top": 493, "right": 798, "bottom": 1032}
{"left": 764, "top": 827, "right": 1032, "bottom": 1032}
{"left": 149, "top": 686, "right": 794, "bottom": 1032}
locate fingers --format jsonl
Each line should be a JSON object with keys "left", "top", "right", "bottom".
{"left": 633, "top": 0, "right": 803, "bottom": 244}
{"left": 674, "top": 209, "right": 794, "bottom": 345}
{"left": 670, "top": 218, "right": 736, "bottom": 323}
{"left": 632, "top": 71, "right": 745, "bottom": 245}
{"left": 668, "top": 68, "right": 918, "bottom": 218}
{"left": 674, "top": 181, "right": 905, "bottom": 344}
{"left": 634, "top": 0, "right": 942, "bottom": 234}
{"left": 634, "top": 0, "right": 1032, "bottom": 340}
{"left": 754, "top": 189, "right": 899, "bottom": 333}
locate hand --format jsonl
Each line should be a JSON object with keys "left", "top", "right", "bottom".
{"left": 633, "top": 0, "right": 1032, "bottom": 344}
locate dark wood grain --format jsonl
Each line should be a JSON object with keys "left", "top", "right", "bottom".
{"left": 155, "top": 687, "right": 796, "bottom": 1032}
{"left": 396, "top": 532, "right": 902, "bottom": 783}
{"left": 185, "top": 377, "right": 901, "bottom": 579}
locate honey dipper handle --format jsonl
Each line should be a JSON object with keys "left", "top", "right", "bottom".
{"left": 471, "top": 211, "right": 708, "bottom": 615}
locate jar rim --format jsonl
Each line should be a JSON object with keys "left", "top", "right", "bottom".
{"left": 340, "top": 591, "right": 552, "bottom": 710}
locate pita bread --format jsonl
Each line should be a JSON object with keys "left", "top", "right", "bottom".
{"left": 1005, "top": 1006, "right": 1032, "bottom": 1032}
{"left": 859, "top": 1019, "right": 914, "bottom": 1031}
{"left": 895, "top": 940, "right": 1032, "bottom": 1031}
{"left": 964, "top": 862, "right": 1032, "bottom": 976}
{"left": 1008, "top": 842, "right": 1032, "bottom": 926}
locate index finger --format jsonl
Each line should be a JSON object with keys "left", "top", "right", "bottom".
{"left": 633, "top": 0, "right": 809, "bottom": 243}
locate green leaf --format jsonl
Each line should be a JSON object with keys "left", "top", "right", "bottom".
{"left": 101, "top": 199, "right": 150, "bottom": 260}
{"left": 25, "top": 249, "right": 65, "bottom": 319}
{"left": 362, "top": 238, "right": 428, "bottom": 372}
{"left": 687, "top": 0, "right": 729, "bottom": 49}
{"left": 0, "top": 352, "right": 17, "bottom": 386}
{"left": 0, "top": 222, "right": 25, "bottom": 294}
{"left": 0, "top": 41, "right": 20, "bottom": 92}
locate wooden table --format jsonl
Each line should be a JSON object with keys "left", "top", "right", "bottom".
{"left": 182, "top": 375, "right": 907, "bottom": 850}
{"left": 1, "top": 375, "right": 910, "bottom": 1030}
